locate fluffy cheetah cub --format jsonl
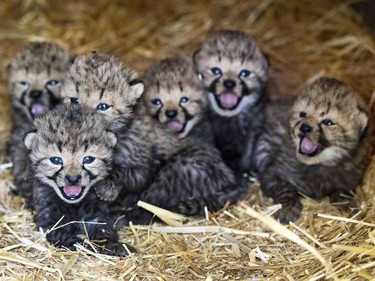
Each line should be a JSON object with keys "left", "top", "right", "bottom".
{"left": 143, "top": 57, "right": 211, "bottom": 141}
{"left": 61, "top": 52, "right": 177, "bottom": 203}
{"left": 7, "top": 42, "right": 73, "bottom": 204}
{"left": 130, "top": 57, "right": 248, "bottom": 223}
{"left": 25, "top": 104, "right": 134, "bottom": 255}
{"left": 193, "top": 30, "right": 269, "bottom": 173}
{"left": 254, "top": 77, "right": 370, "bottom": 223}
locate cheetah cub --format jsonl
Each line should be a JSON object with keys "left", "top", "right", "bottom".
{"left": 136, "top": 57, "right": 248, "bottom": 222}
{"left": 193, "top": 30, "right": 269, "bottom": 174}
{"left": 254, "top": 77, "right": 370, "bottom": 223}
{"left": 25, "top": 104, "right": 134, "bottom": 255}
{"left": 7, "top": 42, "right": 73, "bottom": 204}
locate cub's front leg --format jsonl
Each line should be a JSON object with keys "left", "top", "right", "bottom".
{"left": 260, "top": 175, "right": 302, "bottom": 224}
{"left": 33, "top": 185, "right": 82, "bottom": 249}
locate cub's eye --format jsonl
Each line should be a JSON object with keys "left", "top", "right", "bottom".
{"left": 50, "top": 157, "right": 63, "bottom": 165}
{"left": 322, "top": 119, "right": 335, "bottom": 126}
{"left": 70, "top": 97, "right": 79, "bottom": 104}
{"left": 211, "top": 67, "right": 222, "bottom": 76}
{"left": 20, "top": 80, "right": 30, "bottom": 86}
{"left": 97, "top": 103, "right": 111, "bottom": 111}
{"left": 151, "top": 99, "right": 162, "bottom": 106}
{"left": 83, "top": 156, "right": 95, "bottom": 164}
{"left": 299, "top": 112, "right": 307, "bottom": 118}
{"left": 46, "top": 80, "right": 59, "bottom": 87}
{"left": 239, "top": 70, "right": 251, "bottom": 78}
{"left": 180, "top": 97, "right": 189, "bottom": 103}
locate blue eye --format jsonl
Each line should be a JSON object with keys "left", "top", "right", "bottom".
{"left": 239, "top": 70, "right": 251, "bottom": 78}
{"left": 50, "top": 157, "right": 63, "bottom": 165}
{"left": 20, "top": 80, "right": 30, "bottom": 86}
{"left": 70, "top": 97, "right": 79, "bottom": 104}
{"left": 299, "top": 112, "right": 307, "bottom": 118}
{"left": 96, "top": 103, "right": 110, "bottom": 111}
{"left": 151, "top": 99, "right": 162, "bottom": 106}
{"left": 180, "top": 97, "right": 189, "bottom": 103}
{"left": 211, "top": 67, "right": 222, "bottom": 75}
{"left": 46, "top": 80, "right": 59, "bottom": 87}
{"left": 322, "top": 119, "right": 334, "bottom": 126}
{"left": 83, "top": 156, "right": 95, "bottom": 164}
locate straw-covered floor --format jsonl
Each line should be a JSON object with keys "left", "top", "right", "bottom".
{"left": 0, "top": 0, "right": 374, "bottom": 280}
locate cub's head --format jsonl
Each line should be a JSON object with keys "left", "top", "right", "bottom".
{"left": 24, "top": 104, "right": 117, "bottom": 204}
{"left": 290, "top": 77, "right": 368, "bottom": 166}
{"left": 7, "top": 42, "right": 73, "bottom": 121}
{"left": 193, "top": 30, "right": 268, "bottom": 117}
{"left": 61, "top": 52, "right": 144, "bottom": 131}
{"left": 143, "top": 58, "right": 205, "bottom": 138}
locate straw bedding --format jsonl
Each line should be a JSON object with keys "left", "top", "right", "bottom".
{"left": 0, "top": 0, "right": 374, "bottom": 280}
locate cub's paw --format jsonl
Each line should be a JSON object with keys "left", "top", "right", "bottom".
{"left": 98, "top": 242, "right": 136, "bottom": 256}
{"left": 275, "top": 200, "right": 303, "bottom": 224}
{"left": 46, "top": 230, "right": 81, "bottom": 250}
{"left": 94, "top": 179, "right": 119, "bottom": 202}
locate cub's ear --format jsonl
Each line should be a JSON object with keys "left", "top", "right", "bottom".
{"left": 6, "top": 63, "right": 12, "bottom": 77}
{"left": 105, "top": 131, "right": 117, "bottom": 148}
{"left": 357, "top": 109, "right": 369, "bottom": 136}
{"left": 69, "top": 54, "right": 76, "bottom": 64}
{"left": 129, "top": 79, "right": 144, "bottom": 101}
{"left": 192, "top": 49, "right": 201, "bottom": 64}
{"left": 24, "top": 131, "right": 37, "bottom": 150}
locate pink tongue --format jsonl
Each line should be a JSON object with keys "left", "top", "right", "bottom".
{"left": 219, "top": 92, "right": 238, "bottom": 109}
{"left": 63, "top": 186, "right": 82, "bottom": 197}
{"left": 31, "top": 103, "right": 48, "bottom": 117}
{"left": 300, "top": 137, "right": 319, "bottom": 154}
{"left": 168, "top": 121, "right": 184, "bottom": 132}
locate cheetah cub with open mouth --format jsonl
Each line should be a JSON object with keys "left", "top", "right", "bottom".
{"left": 254, "top": 77, "right": 370, "bottom": 223}
{"left": 193, "top": 30, "right": 269, "bottom": 174}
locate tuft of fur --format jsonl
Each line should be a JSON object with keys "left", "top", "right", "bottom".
{"left": 61, "top": 52, "right": 178, "bottom": 203}
{"left": 25, "top": 104, "right": 134, "bottom": 256}
{"left": 193, "top": 30, "right": 269, "bottom": 173}
{"left": 8, "top": 42, "right": 73, "bottom": 204}
{"left": 254, "top": 77, "right": 370, "bottom": 223}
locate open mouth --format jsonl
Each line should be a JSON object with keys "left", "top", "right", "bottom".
{"left": 215, "top": 91, "right": 241, "bottom": 110}
{"left": 60, "top": 185, "right": 86, "bottom": 201}
{"left": 30, "top": 102, "right": 49, "bottom": 117}
{"left": 298, "top": 136, "right": 324, "bottom": 157}
{"left": 167, "top": 120, "right": 186, "bottom": 133}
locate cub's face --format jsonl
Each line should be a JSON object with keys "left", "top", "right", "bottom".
{"left": 25, "top": 105, "right": 117, "bottom": 204}
{"left": 61, "top": 53, "right": 144, "bottom": 131}
{"left": 193, "top": 30, "right": 268, "bottom": 117}
{"left": 290, "top": 78, "right": 368, "bottom": 166}
{"left": 7, "top": 42, "right": 73, "bottom": 121}
{"left": 143, "top": 58, "right": 205, "bottom": 138}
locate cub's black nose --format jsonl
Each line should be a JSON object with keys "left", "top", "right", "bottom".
{"left": 165, "top": 109, "right": 178, "bottom": 118}
{"left": 65, "top": 175, "right": 82, "bottom": 185}
{"left": 300, "top": 124, "right": 312, "bottom": 134}
{"left": 223, "top": 79, "right": 236, "bottom": 89}
{"left": 29, "top": 90, "right": 43, "bottom": 99}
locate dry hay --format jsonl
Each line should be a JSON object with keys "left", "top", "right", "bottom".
{"left": 0, "top": 0, "right": 374, "bottom": 280}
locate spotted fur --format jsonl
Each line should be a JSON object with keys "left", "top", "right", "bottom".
{"left": 7, "top": 42, "right": 74, "bottom": 204}
{"left": 253, "top": 78, "right": 370, "bottom": 223}
{"left": 193, "top": 30, "right": 269, "bottom": 174}
{"left": 25, "top": 104, "right": 134, "bottom": 255}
